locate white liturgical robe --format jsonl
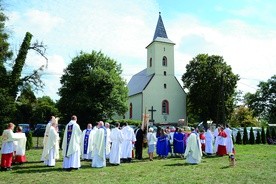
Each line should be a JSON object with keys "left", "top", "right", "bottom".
{"left": 109, "top": 127, "right": 124, "bottom": 164}
{"left": 62, "top": 120, "right": 82, "bottom": 169}
{"left": 184, "top": 132, "right": 202, "bottom": 164}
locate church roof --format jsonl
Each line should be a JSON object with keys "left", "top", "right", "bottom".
{"left": 127, "top": 69, "right": 154, "bottom": 96}
{"left": 153, "top": 12, "right": 168, "bottom": 40}
{"left": 146, "top": 12, "right": 174, "bottom": 47}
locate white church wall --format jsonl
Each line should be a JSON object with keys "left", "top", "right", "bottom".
{"left": 143, "top": 75, "right": 186, "bottom": 124}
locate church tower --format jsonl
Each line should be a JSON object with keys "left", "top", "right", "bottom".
{"left": 125, "top": 13, "right": 186, "bottom": 124}
{"left": 146, "top": 12, "right": 175, "bottom": 76}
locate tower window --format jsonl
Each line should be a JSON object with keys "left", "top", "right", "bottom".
{"left": 149, "top": 58, "right": 152, "bottom": 67}
{"left": 162, "top": 100, "right": 169, "bottom": 114}
{"left": 162, "top": 56, "right": 167, "bottom": 66}
{"left": 164, "top": 71, "right": 166, "bottom": 76}
{"left": 164, "top": 84, "right": 167, "bottom": 89}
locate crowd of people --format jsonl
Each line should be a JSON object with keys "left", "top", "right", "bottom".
{"left": 0, "top": 115, "right": 235, "bottom": 171}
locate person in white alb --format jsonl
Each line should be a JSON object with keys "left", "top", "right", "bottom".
{"left": 105, "top": 122, "right": 111, "bottom": 159}
{"left": 43, "top": 118, "right": 60, "bottom": 167}
{"left": 121, "top": 123, "right": 136, "bottom": 163}
{"left": 41, "top": 116, "right": 55, "bottom": 161}
{"left": 92, "top": 121, "right": 107, "bottom": 168}
{"left": 109, "top": 122, "right": 124, "bottom": 165}
{"left": 81, "top": 123, "right": 93, "bottom": 160}
{"left": 62, "top": 115, "right": 82, "bottom": 171}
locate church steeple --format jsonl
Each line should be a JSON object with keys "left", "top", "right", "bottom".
{"left": 146, "top": 13, "right": 175, "bottom": 76}
{"left": 153, "top": 12, "right": 168, "bottom": 40}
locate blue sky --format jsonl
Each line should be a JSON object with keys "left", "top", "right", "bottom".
{"left": 4, "top": 0, "right": 276, "bottom": 100}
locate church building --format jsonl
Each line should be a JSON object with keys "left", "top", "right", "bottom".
{"left": 125, "top": 13, "right": 187, "bottom": 124}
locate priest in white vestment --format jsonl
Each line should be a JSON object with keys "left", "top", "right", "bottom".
{"left": 213, "top": 126, "right": 219, "bottom": 153}
{"left": 225, "top": 124, "right": 234, "bottom": 154}
{"left": 121, "top": 123, "right": 136, "bottom": 162}
{"left": 109, "top": 122, "right": 124, "bottom": 165}
{"left": 81, "top": 123, "right": 93, "bottom": 160}
{"left": 43, "top": 119, "right": 60, "bottom": 166}
{"left": 184, "top": 128, "right": 202, "bottom": 164}
{"left": 92, "top": 121, "right": 107, "bottom": 168}
{"left": 205, "top": 128, "right": 214, "bottom": 155}
{"left": 62, "top": 115, "right": 82, "bottom": 171}
{"left": 105, "top": 123, "right": 111, "bottom": 159}
{"left": 41, "top": 116, "right": 55, "bottom": 161}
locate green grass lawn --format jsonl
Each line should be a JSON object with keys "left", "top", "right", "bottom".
{"left": 1, "top": 144, "right": 276, "bottom": 184}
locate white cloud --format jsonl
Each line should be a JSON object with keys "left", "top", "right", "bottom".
{"left": 24, "top": 9, "right": 64, "bottom": 33}
{"left": 167, "top": 14, "right": 276, "bottom": 94}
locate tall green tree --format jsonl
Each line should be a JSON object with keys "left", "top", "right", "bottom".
{"left": 32, "top": 96, "right": 59, "bottom": 124}
{"left": 0, "top": 3, "right": 15, "bottom": 122}
{"left": 229, "top": 105, "right": 258, "bottom": 127}
{"left": 182, "top": 54, "right": 239, "bottom": 127}
{"left": 0, "top": 4, "right": 47, "bottom": 124}
{"left": 14, "top": 84, "right": 37, "bottom": 126}
{"left": 245, "top": 75, "right": 276, "bottom": 124}
{"left": 58, "top": 51, "right": 128, "bottom": 128}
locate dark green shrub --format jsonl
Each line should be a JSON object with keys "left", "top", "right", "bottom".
{"left": 261, "top": 127, "right": 266, "bottom": 144}
{"left": 256, "top": 130, "right": 261, "bottom": 144}
{"left": 249, "top": 127, "right": 255, "bottom": 144}
{"left": 236, "top": 131, "right": 242, "bottom": 144}
{"left": 243, "top": 127, "right": 248, "bottom": 145}
{"left": 26, "top": 131, "right": 33, "bottom": 150}
{"left": 271, "top": 128, "right": 276, "bottom": 139}
{"left": 266, "top": 128, "right": 271, "bottom": 138}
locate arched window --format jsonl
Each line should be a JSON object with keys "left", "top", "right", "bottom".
{"left": 162, "top": 56, "right": 167, "bottom": 66}
{"left": 162, "top": 100, "right": 169, "bottom": 114}
{"left": 164, "top": 71, "right": 166, "bottom": 76}
{"left": 164, "top": 83, "right": 167, "bottom": 89}
{"left": 129, "top": 103, "right": 133, "bottom": 119}
{"left": 149, "top": 58, "right": 152, "bottom": 67}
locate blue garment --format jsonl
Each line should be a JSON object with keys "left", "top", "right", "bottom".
{"left": 83, "top": 129, "right": 92, "bottom": 154}
{"left": 156, "top": 135, "right": 169, "bottom": 157}
{"left": 173, "top": 132, "right": 184, "bottom": 154}
{"left": 65, "top": 124, "right": 73, "bottom": 157}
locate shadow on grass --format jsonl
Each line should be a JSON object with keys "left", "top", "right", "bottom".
{"left": 17, "top": 161, "right": 43, "bottom": 164}
{"left": 12, "top": 166, "right": 64, "bottom": 174}
{"left": 203, "top": 154, "right": 221, "bottom": 159}
{"left": 164, "top": 162, "right": 190, "bottom": 167}
{"left": 220, "top": 165, "right": 231, "bottom": 169}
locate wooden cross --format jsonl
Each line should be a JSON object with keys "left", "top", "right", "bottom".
{"left": 148, "top": 106, "right": 156, "bottom": 122}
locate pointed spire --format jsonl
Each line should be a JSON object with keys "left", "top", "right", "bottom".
{"left": 153, "top": 12, "right": 168, "bottom": 40}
